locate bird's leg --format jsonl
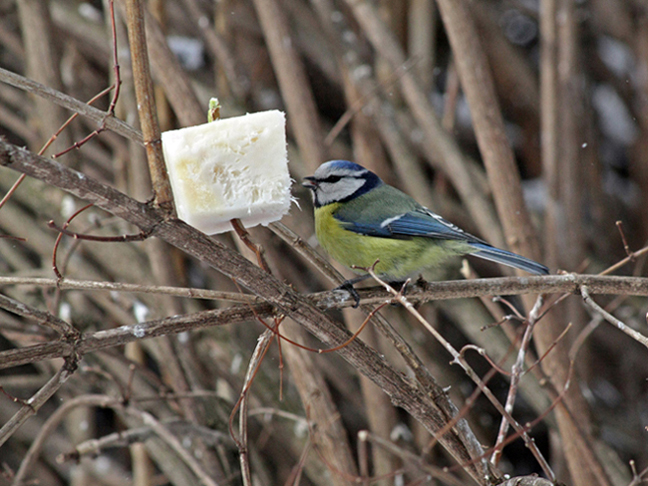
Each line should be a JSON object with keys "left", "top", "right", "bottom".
{"left": 335, "top": 274, "right": 371, "bottom": 308}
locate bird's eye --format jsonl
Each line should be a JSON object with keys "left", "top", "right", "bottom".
{"left": 323, "top": 175, "right": 342, "bottom": 183}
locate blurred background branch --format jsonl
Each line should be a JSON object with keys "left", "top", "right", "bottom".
{"left": 0, "top": 1, "right": 647, "bottom": 485}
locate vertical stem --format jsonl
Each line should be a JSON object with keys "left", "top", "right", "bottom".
{"left": 407, "top": 0, "right": 435, "bottom": 91}
{"left": 343, "top": 0, "right": 505, "bottom": 247}
{"left": 557, "top": 0, "right": 584, "bottom": 270}
{"left": 541, "top": 0, "right": 559, "bottom": 269}
{"left": 538, "top": 1, "right": 612, "bottom": 485}
{"left": 435, "top": 0, "right": 541, "bottom": 259}
{"left": 124, "top": 0, "right": 174, "bottom": 212}
{"left": 436, "top": 2, "right": 611, "bottom": 485}
{"left": 251, "top": 0, "right": 326, "bottom": 172}
{"left": 16, "top": 0, "right": 75, "bottom": 158}
{"left": 633, "top": 13, "right": 648, "bottom": 244}
{"left": 123, "top": 2, "right": 226, "bottom": 480}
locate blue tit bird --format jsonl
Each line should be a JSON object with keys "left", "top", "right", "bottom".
{"left": 303, "top": 160, "right": 548, "bottom": 304}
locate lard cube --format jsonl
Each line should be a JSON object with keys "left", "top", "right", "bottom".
{"left": 162, "top": 110, "right": 291, "bottom": 234}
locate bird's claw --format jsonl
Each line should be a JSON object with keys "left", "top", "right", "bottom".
{"left": 336, "top": 280, "right": 361, "bottom": 308}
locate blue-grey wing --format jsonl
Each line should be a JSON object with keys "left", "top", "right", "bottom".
{"left": 337, "top": 208, "right": 483, "bottom": 243}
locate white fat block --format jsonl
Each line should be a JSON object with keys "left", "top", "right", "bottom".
{"left": 162, "top": 110, "right": 291, "bottom": 234}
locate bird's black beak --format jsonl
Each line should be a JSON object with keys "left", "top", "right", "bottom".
{"left": 302, "top": 176, "right": 317, "bottom": 190}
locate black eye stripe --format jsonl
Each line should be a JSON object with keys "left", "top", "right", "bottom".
{"left": 321, "top": 175, "right": 343, "bottom": 183}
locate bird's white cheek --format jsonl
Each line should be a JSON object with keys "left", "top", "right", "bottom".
{"left": 317, "top": 179, "right": 365, "bottom": 205}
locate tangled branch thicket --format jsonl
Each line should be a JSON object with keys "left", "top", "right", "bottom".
{"left": 0, "top": 1, "right": 647, "bottom": 486}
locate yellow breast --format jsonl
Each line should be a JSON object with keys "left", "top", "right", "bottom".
{"left": 314, "top": 203, "right": 460, "bottom": 279}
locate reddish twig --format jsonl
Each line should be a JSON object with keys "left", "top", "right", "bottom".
{"left": 230, "top": 219, "right": 271, "bottom": 273}
{"left": 616, "top": 220, "right": 633, "bottom": 259}
{"left": 0, "top": 174, "right": 26, "bottom": 211}
{"left": 319, "top": 303, "right": 387, "bottom": 354}
{"left": 48, "top": 219, "right": 151, "bottom": 243}
{"left": 0, "top": 2, "right": 121, "bottom": 215}
{"left": 50, "top": 203, "right": 93, "bottom": 279}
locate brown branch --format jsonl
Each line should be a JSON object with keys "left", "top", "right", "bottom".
{"left": 434, "top": 3, "right": 612, "bottom": 485}
{"left": 16, "top": 0, "right": 74, "bottom": 156}
{"left": 232, "top": 329, "right": 274, "bottom": 486}
{"left": 342, "top": 0, "right": 505, "bottom": 248}
{"left": 3, "top": 139, "right": 648, "bottom": 482}
{"left": 124, "top": 0, "right": 173, "bottom": 211}
{"left": 435, "top": 0, "right": 540, "bottom": 260}
{"left": 498, "top": 478, "right": 555, "bottom": 486}
{"left": 358, "top": 431, "right": 474, "bottom": 486}
{"left": 0, "top": 292, "right": 79, "bottom": 339}
{"left": 0, "top": 67, "right": 142, "bottom": 143}
{"left": 58, "top": 420, "right": 233, "bottom": 462}
{"left": 0, "top": 138, "right": 492, "bottom": 482}
{"left": 491, "top": 296, "right": 544, "bottom": 466}
{"left": 12, "top": 393, "right": 220, "bottom": 486}
{"left": 0, "top": 276, "right": 260, "bottom": 303}
{"left": 48, "top": 219, "right": 151, "bottom": 242}
{"left": 0, "top": 356, "right": 77, "bottom": 448}
{"left": 366, "top": 270, "right": 554, "bottom": 481}
{"left": 179, "top": 0, "right": 246, "bottom": 100}
{"left": 3, "top": 273, "right": 648, "bottom": 309}
{"left": 251, "top": 0, "right": 325, "bottom": 171}
{"left": 0, "top": 303, "right": 272, "bottom": 371}
{"left": 581, "top": 286, "right": 648, "bottom": 349}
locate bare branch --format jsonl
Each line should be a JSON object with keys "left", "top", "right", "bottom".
{"left": 0, "top": 357, "right": 77, "bottom": 448}
{"left": 0, "top": 67, "right": 142, "bottom": 143}
{"left": 581, "top": 285, "right": 648, "bottom": 349}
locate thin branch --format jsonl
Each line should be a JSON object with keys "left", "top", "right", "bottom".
{"left": 0, "top": 67, "right": 142, "bottom": 143}
{"left": 1, "top": 138, "right": 646, "bottom": 483}
{"left": 179, "top": 0, "right": 246, "bottom": 100}
{"left": 232, "top": 329, "right": 274, "bottom": 486}
{"left": 342, "top": 0, "right": 504, "bottom": 247}
{"left": 251, "top": 0, "right": 325, "bottom": 171}
{"left": 0, "top": 304, "right": 271, "bottom": 371}
{"left": 48, "top": 219, "right": 152, "bottom": 242}
{"left": 12, "top": 393, "right": 220, "bottom": 486}
{"left": 0, "top": 276, "right": 260, "bottom": 303}
{"left": 491, "top": 296, "right": 544, "bottom": 466}
{"left": 0, "top": 292, "right": 78, "bottom": 339}
{"left": 600, "top": 242, "right": 648, "bottom": 275}
{"left": 2, "top": 273, "right": 648, "bottom": 309}
{"left": 132, "top": 408, "right": 219, "bottom": 486}
{"left": 58, "top": 420, "right": 233, "bottom": 463}
{"left": 581, "top": 285, "right": 648, "bottom": 349}
{"left": 366, "top": 268, "right": 555, "bottom": 482}
{"left": 358, "top": 431, "right": 473, "bottom": 486}
{"left": 0, "top": 356, "right": 77, "bottom": 448}
{"left": 268, "top": 221, "right": 345, "bottom": 285}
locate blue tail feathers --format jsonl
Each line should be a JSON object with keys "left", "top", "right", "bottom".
{"left": 469, "top": 242, "right": 549, "bottom": 275}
